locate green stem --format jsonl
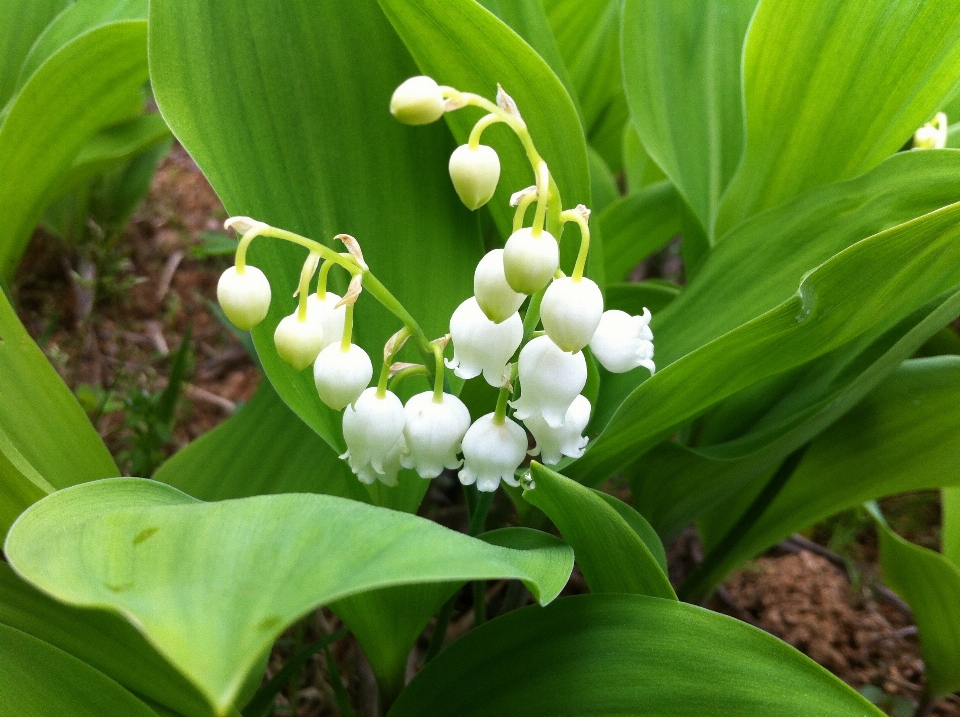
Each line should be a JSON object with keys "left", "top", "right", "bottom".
{"left": 521, "top": 288, "right": 545, "bottom": 344}
{"left": 340, "top": 304, "right": 354, "bottom": 351}
{"left": 492, "top": 383, "right": 510, "bottom": 425}
{"left": 257, "top": 226, "right": 358, "bottom": 275}
{"left": 388, "top": 364, "right": 429, "bottom": 391}
{"left": 376, "top": 361, "right": 391, "bottom": 398}
{"left": 467, "top": 488, "right": 494, "bottom": 627}
{"left": 296, "top": 253, "right": 319, "bottom": 321}
{"left": 562, "top": 209, "right": 591, "bottom": 281}
{"left": 424, "top": 595, "right": 457, "bottom": 663}
{"left": 316, "top": 258, "right": 335, "bottom": 299}
{"left": 677, "top": 446, "right": 810, "bottom": 603}
{"left": 513, "top": 191, "right": 537, "bottom": 233}
{"left": 468, "top": 113, "right": 502, "bottom": 149}
{"left": 432, "top": 344, "right": 446, "bottom": 403}
{"left": 531, "top": 161, "right": 550, "bottom": 237}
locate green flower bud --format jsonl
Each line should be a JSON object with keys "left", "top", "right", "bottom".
{"left": 502, "top": 227, "right": 559, "bottom": 295}
{"left": 217, "top": 265, "right": 271, "bottom": 331}
{"left": 274, "top": 311, "right": 324, "bottom": 371}
{"left": 390, "top": 76, "right": 445, "bottom": 125}
{"left": 448, "top": 144, "right": 500, "bottom": 210}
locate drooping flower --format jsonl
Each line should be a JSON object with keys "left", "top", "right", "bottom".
{"left": 589, "top": 309, "right": 655, "bottom": 375}
{"left": 502, "top": 227, "right": 559, "bottom": 295}
{"left": 914, "top": 112, "right": 948, "bottom": 150}
{"left": 341, "top": 388, "right": 406, "bottom": 486}
{"left": 313, "top": 343, "right": 373, "bottom": 410}
{"left": 510, "top": 335, "right": 587, "bottom": 428}
{"left": 274, "top": 311, "right": 324, "bottom": 371}
{"left": 449, "top": 144, "right": 501, "bottom": 210}
{"left": 474, "top": 249, "right": 525, "bottom": 323}
{"left": 390, "top": 76, "right": 445, "bottom": 125}
{"left": 306, "top": 292, "right": 347, "bottom": 350}
{"left": 539, "top": 276, "right": 604, "bottom": 352}
{"left": 446, "top": 297, "right": 523, "bottom": 387}
{"left": 401, "top": 392, "right": 471, "bottom": 478}
{"left": 524, "top": 394, "right": 591, "bottom": 465}
{"left": 458, "top": 413, "right": 528, "bottom": 492}
{"left": 217, "top": 265, "right": 271, "bottom": 331}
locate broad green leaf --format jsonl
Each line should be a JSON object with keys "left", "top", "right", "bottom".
{"left": 0, "top": 623, "right": 158, "bottom": 717}
{"left": 0, "top": 0, "right": 69, "bottom": 108}
{"left": 150, "top": 0, "right": 480, "bottom": 454}
{"left": 600, "top": 180, "right": 680, "bottom": 281}
{"left": 545, "top": 0, "right": 628, "bottom": 171}
{"left": 378, "top": 0, "right": 591, "bottom": 263}
{"left": 0, "top": 291, "right": 117, "bottom": 537}
{"left": 587, "top": 146, "right": 618, "bottom": 215}
{"left": 716, "top": 0, "right": 960, "bottom": 235}
{"left": 945, "top": 487, "right": 960, "bottom": 569}
{"left": 633, "top": 288, "right": 960, "bottom": 540}
{"left": 621, "top": 0, "right": 755, "bottom": 235}
{"left": 388, "top": 594, "right": 884, "bottom": 717}
{"left": 872, "top": 508, "right": 960, "bottom": 698}
{"left": 0, "top": 19, "right": 148, "bottom": 279}
{"left": 523, "top": 462, "right": 674, "bottom": 598}
{"left": 16, "top": 0, "right": 148, "bottom": 90}
{"left": 5, "top": 478, "right": 573, "bottom": 714}
{"left": 622, "top": 123, "right": 667, "bottom": 192}
{"left": 693, "top": 357, "right": 960, "bottom": 596}
{"left": 571, "top": 195, "right": 960, "bottom": 483}
{"left": 606, "top": 280, "right": 680, "bottom": 316}
{"left": 0, "top": 562, "right": 222, "bottom": 717}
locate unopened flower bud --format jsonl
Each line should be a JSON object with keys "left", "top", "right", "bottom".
{"left": 446, "top": 297, "right": 523, "bottom": 387}
{"left": 449, "top": 144, "right": 500, "bottom": 210}
{"left": 525, "top": 394, "right": 591, "bottom": 465}
{"left": 313, "top": 343, "right": 373, "bottom": 410}
{"left": 914, "top": 112, "right": 948, "bottom": 149}
{"left": 390, "top": 76, "right": 445, "bottom": 125}
{"left": 307, "top": 293, "right": 347, "bottom": 350}
{"left": 341, "top": 387, "right": 406, "bottom": 485}
{"left": 589, "top": 309, "right": 655, "bottom": 374}
{"left": 502, "top": 227, "right": 559, "bottom": 295}
{"left": 510, "top": 335, "right": 587, "bottom": 429}
{"left": 474, "top": 249, "right": 524, "bottom": 323}
{"left": 274, "top": 311, "right": 324, "bottom": 370}
{"left": 540, "top": 277, "right": 603, "bottom": 352}
{"left": 217, "top": 265, "right": 271, "bottom": 331}
{"left": 401, "top": 392, "right": 471, "bottom": 478}
{"left": 459, "top": 413, "right": 528, "bottom": 492}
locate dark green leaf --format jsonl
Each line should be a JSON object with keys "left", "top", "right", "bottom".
{"left": 606, "top": 280, "right": 680, "bottom": 316}
{"left": 599, "top": 180, "right": 680, "bottom": 282}
{"left": 0, "top": 0, "right": 69, "bottom": 107}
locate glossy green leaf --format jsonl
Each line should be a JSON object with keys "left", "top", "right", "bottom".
{"left": 0, "top": 0, "right": 69, "bottom": 108}
{"left": 599, "top": 180, "right": 680, "bottom": 281}
{"left": 693, "top": 357, "right": 960, "bottom": 595}
{"left": 0, "top": 562, "right": 224, "bottom": 717}
{"left": 621, "top": 0, "right": 755, "bottom": 235}
{"left": 16, "top": 0, "right": 147, "bottom": 90}
{"left": 0, "top": 291, "right": 117, "bottom": 537}
{"left": 388, "top": 594, "right": 884, "bottom": 717}
{"left": 622, "top": 123, "right": 667, "bottom": 192}
{"left": 872, "top": 508, "right": 960, "bottom": 698}
{"left": 0, "top": 18, "right": 148, "bottom": 279}
{"left": 587, "top": 146, "right": 618, "bottom": 216}
{"left": 716, "top": 0, "right": 960, "bottom": 235}
{"left": 0, "top": 623, "right": 158, "bottom": 717}
{"left": 524, "top": 462, "right": 673, "bottom": 598}
{"left": 151, "top": 0, "right": 481, "bottom": 453}
{"left": 378, "top": 0, "right": 590, "bottom": 258}
{"left": 572, "top": 194, "right": 960, "bottom": 483}
{"left": 5, "top": 478, "right": 573, "bottom": 714}
{"left": 606, "top": 280, "right": 680, "bottom": 316}
{"left": 944, "top": 487, "right": 960, "bottom": 569}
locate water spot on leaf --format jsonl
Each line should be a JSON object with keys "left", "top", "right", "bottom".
{"left": 133, "top": 527, "right": 159, "bottom": 544}
{"left": 106, "top": 582, "right": 134, "bottom": 593}
{"left": 257, "top": 616, "right": 282, "bottom": 631}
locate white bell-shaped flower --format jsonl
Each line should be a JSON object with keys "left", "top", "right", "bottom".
{"left": 914, "top": 112, "right": 948, "bottom": 149}
{"left": 390, "top": 76, "right": 445, "bottom": 125}
{"left": 306, "top": 293, "right": 347, "bottom": 350}
{"left": 589, "top": 309, "right": 655, "bottom": 374}
{"left": 446, "top": 297, "right": 523, "bottom": 387}
{"left": 540, "top": 276, "right": 604, "bottom": 352}
{"left": 274, "top": 311, "right": 324, "bottom": 371}
{"left": 474, "top": 249, "right": 525, "bottom": 323}
{"left": 458, "top": 413, "right": 528, "bottom": 492}
{"left": 502, "top": 227, "right": 559, "bottom": 294}
{"left": 401, "top": 391, "right": 471, "bottom": 479}
{"left": 510, "top": 335, "right": 587, "bottom": 429}
{"left": 525, "top": 394, "right": 591, "bottom": 465}
{"left": 449, "top": 144, "right": 500, "bottom": 210}
{"left": 341, "top": 387, "right": 406, "bottom": 486}
{"left": 313, "top": 343, "right": 373, "bottom": 410}
{"left": 217, "top": 265, "right": 271, "bottom": 331}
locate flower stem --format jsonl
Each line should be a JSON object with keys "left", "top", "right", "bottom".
{"left": 296, "top": 253, "right": 320, "bottom": 321}
{"left": 513, "top": 191, "right": 537, "bottom": 233}
{"left": 316, "top": 258, "right": 335, "bottom": 300}
{"left": 340, "top": 304, "right": 354, "bottom": 351}
{"left": 562, "top": 208, "right": 591, "bottom": 281}
{"left": 468, "top": 113, "right": 502, "bottom": 149}
{"left": 432, "top": 344, "right": 446, "bottom": 403}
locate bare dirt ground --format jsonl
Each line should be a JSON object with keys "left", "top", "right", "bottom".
{"left": 10, "top": 144, "right": 957, "bottom": 717}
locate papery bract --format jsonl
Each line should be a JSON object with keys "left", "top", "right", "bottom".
{"left": 589, "top": 309, "right": 655, "bottom": 375}
{"left": 502, "top": 227, "right": 559, "bottom": 295}
{"left": 217, "top": 265, "right": 271, "bottom": 331}
{"left": 540, "top": 276, "right": 604, "bottom": 352}
{"left": 307, "top": 292, "right": 347, "bottom": 350}
{"left": 341, "top": 387, "right": 406, "bottom": 486}
{"left": 458, "top": 413, "right": 528, "bottom": 492}
{"left": 524, "top": 394, "right": 591, "bottom": 465}
{"left": 474, "top": 249, "right": 525, "bottom": 323}
{"left": 449, "top": 144, "right": 501, "bottom": 210}
{"left": 401, "top": 391, "right": 471, "bottom": 478}
{"left": 510, "top": 335, "right": 587, "bottom": 429}
{"left": 390, "top": 75, "right": 445, "bottom": 125}
{"left": 313, "top": 343, "right": 373, "bottom": 410}
{"left": 446, "top": 297, "right": 523, "bottom": 387}
{"left": 274, "top": 311, "right": 324, "bottom": 370}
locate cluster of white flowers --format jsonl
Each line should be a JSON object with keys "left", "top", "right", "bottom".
{"left": 215, "top": 77, "right": 656, "bottom": 493}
